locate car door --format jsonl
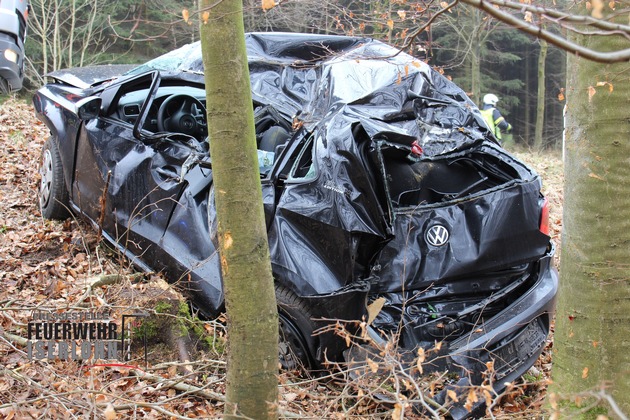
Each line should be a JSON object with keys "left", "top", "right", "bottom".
{"left": 73, "top": 71, "right": 191, "bottom": 263}
{"left": 157, "top": 141, "right": 278, "bottom": 314}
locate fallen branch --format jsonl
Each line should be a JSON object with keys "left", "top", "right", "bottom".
{"left": 99, "top": 402, "right": 198, "bottom": 420}
{"left": 88, "top": 272, "right": 147, "bottom": 288}
{"left": 130, "top": 368, "right": 225, "bottom": 401}
{"left": 0, "top": 329, "right": 28, "bottom": 346}
{"left": 129, "top": 369, "right": 302, "bottom": 418}
{"left": 75, "top": 272, "right": 148, "bottom": 306}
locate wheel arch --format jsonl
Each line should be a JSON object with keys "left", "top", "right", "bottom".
{"left": 273, "top": 270, "right": 371, "bottom": 366}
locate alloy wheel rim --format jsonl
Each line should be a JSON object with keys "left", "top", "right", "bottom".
{"left": 40, "top": 149, "right": 53, "bottom": 208}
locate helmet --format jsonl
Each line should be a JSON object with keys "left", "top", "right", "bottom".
{"left": 483, "top": 93, "right": 499, "bottom": 106}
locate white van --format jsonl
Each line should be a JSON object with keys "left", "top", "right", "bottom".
{"left": 0, "top": 0, "right": 28, "bottom": 93}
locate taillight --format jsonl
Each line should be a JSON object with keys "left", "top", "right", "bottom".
{"left": 539, "top": 197, "right": 550, "bottom": 235}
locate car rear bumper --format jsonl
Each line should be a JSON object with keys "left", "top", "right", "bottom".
{"left": 444, "top": 247, "right": 558, "bottom": 418}
{"left": 345, "top": 247, "right": 558, "bottom": 418}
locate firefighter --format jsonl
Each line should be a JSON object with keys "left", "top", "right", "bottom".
{"left": 480, "top": 93, "right": 512, "bottom": 142}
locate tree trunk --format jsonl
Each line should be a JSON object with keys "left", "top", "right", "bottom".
{"left": 470, "top": 44, "right": 481, "bottom": 104}
{"left": 551, "top": 8, "right": 630, "bottom": 415}
{"left": 53, "top": 0, "right": 59, "bottom": 70}
{"left": 68, "top": 0, "right": 77, "bottom": 68}
{"left": 533, "top": 39, "right": 547, "bottom": 151}
{"left": 524, "top": 43, "right": 531, "bottom": 145}
{"left": 470, "top": 10, "right": 482, "bottom": 104}
{"left": 39, "top": 1, "right": 49, "bottom": 75}
{"left": 199, "top": 1, "right": 279, "bottom": 419}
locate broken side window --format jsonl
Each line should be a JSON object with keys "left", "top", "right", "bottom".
{"left": 286, "top": 135, "right": 316, "bottom": 182}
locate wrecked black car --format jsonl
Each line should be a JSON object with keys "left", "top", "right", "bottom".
{"left": 34, "top": 33, "right": 557, "bottom": 416}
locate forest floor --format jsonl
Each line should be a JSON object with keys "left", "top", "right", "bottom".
{"left": 0, "top": 97, "right": 563, "bottom": 419}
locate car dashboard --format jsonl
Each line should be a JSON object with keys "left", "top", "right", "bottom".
{"left": 115, "top": 85, "right": 207, "bottom": 133}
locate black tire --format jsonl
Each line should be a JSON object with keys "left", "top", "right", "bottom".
{"left": 275, "top": 285, "right": 318, "bottom": 370}
{"left": 39, "top": 137, "right": 70, "bottom": 219}
{"left": 0, "top": 78, "right": 9, "bottom": 95}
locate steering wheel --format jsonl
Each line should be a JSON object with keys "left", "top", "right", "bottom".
{"left": 157, "top": 94, "right": 207, "bottom": 141}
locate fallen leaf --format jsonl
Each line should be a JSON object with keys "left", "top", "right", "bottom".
{"left": 591, "top": 0, "right": 604, "bottom": 18}
{"left": 417, "top": 347, "right": 426, "bottom": 363}
{"left": 582, "top": 367, "right": 589, "bottom": 378}
{"left": 392, "top": 403, "right": 403, "bottom": 419}
{"left": 103, "top": 403, "right": 117, "bottom": 420}
{"left": 447, "top": 389, "right": 459, "bottom": 402}
{"left": 367, "top": 358, "right": 379, "bottom": 373}
{"left": 284, "top": 392, "right": 298, "bottom": 402}
{"left": 262, "top": 0, "right": 277, "bottom": 11}
{"left": 366, "top": 297, "right": 385, "bottom": 325}
{"left": 416, "top": 348, "right": 425, "bottom": 374}
{"left": 483, "top": 388, "right": 493, "bottom": 406}
{"left": 464, "top": 388, "right": 478, "bottom": 411}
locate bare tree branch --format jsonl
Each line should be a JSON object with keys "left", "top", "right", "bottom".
{"left": 458, "top": 0, "right": 630, "bottom": 63}
{"left": 482, "top": 0, "right": 630, "bottom": 33}
{"left": 401, "top": 0, "right": 459, "bottom": 51}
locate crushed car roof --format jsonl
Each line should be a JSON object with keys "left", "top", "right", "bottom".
{"left": 125, "top": 32, "right": 493, "bottom": 157}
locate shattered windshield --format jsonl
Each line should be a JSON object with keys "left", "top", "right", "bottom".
{"left": 125, "top": 42, "right": 204, "bottom": 76}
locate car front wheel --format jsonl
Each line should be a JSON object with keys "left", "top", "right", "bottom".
{"left": 39, "top": 137, "right": 70, "bottom": 220}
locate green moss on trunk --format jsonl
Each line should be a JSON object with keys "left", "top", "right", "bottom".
{"left": 199, "top": 1, "right": 279, "bottom": 419}
{"left": 551, "top": 6, "right": 630, "bottom": 416}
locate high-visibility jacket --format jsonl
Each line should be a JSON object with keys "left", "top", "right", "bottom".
{"left": 480, "top": 106, "right": 511, "bottom": 140}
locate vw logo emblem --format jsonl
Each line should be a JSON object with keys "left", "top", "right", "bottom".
{"left": 425, "top": 225, "right": 449, "bottom": 247}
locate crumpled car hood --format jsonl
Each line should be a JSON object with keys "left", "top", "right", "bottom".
{"left": 46, "top": 64, "right": 136, "bottom": 89}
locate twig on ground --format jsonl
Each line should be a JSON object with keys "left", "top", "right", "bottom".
{"left": 74, "top": 272, "right": 147, "bottom": 306}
